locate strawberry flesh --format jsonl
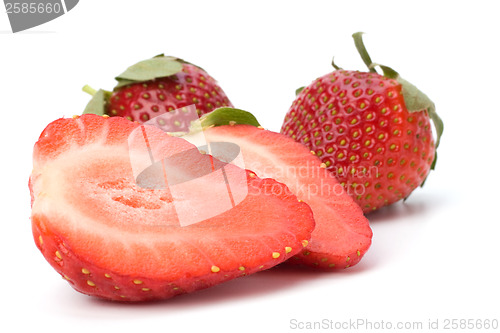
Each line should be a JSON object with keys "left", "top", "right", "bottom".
{"left": 205, "top": 125, "right": 372, "bottom": 269}
{"left": 30, "top": 115, "right": 315, "bottom": 301}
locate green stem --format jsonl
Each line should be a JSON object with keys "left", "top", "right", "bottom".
{"left": 352, "top": 32, "right": 377, "bottom": 73}
{"left": 331, "top": 57, "right": 342, "bottom": 70}
{"left": 82, "top": 85, "right": 97, "bottom": 96}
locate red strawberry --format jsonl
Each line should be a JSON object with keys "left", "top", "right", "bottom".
{"left": 82, "top": 55, "right": 232, "bottom": 123}
{"left": 205, "top": 124, "right": 372, "bottom": 269}
{"left": 281, "top": 33, "right": 443, "bottom": 213}
{"left": 29, "top": 114, "right": 314, "bottom": 301}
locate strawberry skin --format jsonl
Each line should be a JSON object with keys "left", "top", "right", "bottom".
{"left": 281, "top": 33, "right": 442, "bottom": 213}
{"left": 30, "top": 114, "right": 314, "bottom": 301}
{"left": 83, "top": 56, "right": 233, "bottom": 123}
{"left": 282, "top": 70, "right": 435, "bottom": 212}
{"left": 108, "top": 63, "right": 232, "bottom": 123}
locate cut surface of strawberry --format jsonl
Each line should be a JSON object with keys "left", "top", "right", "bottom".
{"left": 30, "top": 114, "right": 315, "bottom": 301}
{"left": 204, "top": 125, "right": 372, "bottom": 269}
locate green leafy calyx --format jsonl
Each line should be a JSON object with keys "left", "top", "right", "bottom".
{"left": 199, "top": 107, "right": 261, "bottom": 129}
{"left": 352, "top": 32, "right": 443, "bottom": 154}
{"left": 114, "top": 55, "right": 184, "bottom": 89}
{"left": 82, "top": 86, "right": 111, "bottom": 116}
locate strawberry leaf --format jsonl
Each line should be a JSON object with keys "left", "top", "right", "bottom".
{"left": 199, "top": 107, "right": 261, "bottom": 129}
{"left": 374, "top": 64, "right": 443, "bottom": 150}
{"left": 82, "top": 89, "right": 110, "bottom": 116}
{"left": 115, "top": 56, "right": 184, "bottom": 84}
{"left": 399, "top": 76, "right": 443, "bottom": 149}
{"left": 114, "top": 79, "right": 137, "bottom": 89}
{"left": 397, "top": 76, "right": 433, "bottom": 113}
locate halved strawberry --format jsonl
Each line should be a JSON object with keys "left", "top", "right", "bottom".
{"left": 204, "top": 124, "right": 372, "bottom": 269}
{"left": 29, "top": 114, "right": 314, "bottom": 301}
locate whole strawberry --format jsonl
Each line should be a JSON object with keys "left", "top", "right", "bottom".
{"left": 281, "top": 33, "right": 443, "bottom": 213}
{"left": 83, "top": 55, "right": 232, "bottom": 122}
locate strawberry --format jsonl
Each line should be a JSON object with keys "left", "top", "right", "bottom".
{"left": 29, "top": 114, "right": 314, "bottom": 301}
{"left": 281, "top": 33, "right": 443, "bottom": 213}
{"left": 82, "top": 55, "right": 232, "bottom": 123}
{"left": 204, "top": 123, "right": 372, "bottom": 269}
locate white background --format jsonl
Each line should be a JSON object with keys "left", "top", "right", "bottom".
{"left": 2, "top": 1, "right": 499, "bottom": 332}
